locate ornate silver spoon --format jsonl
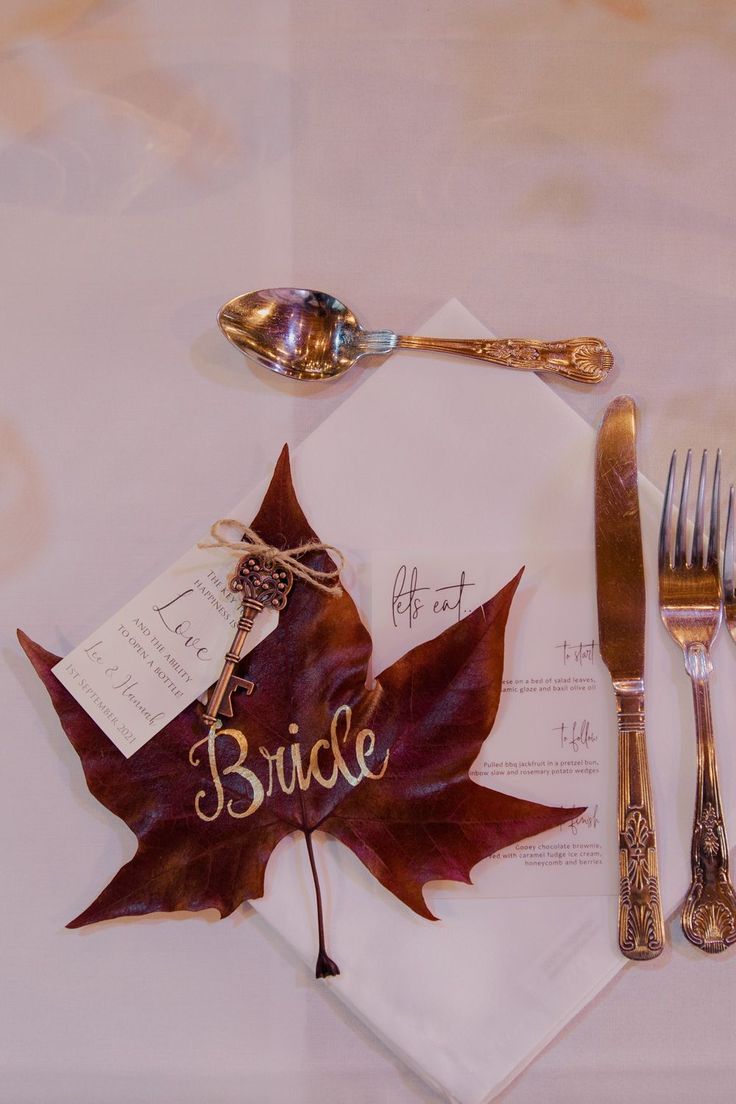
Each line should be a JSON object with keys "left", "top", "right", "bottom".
{"left": 218, "top": 287, "right": 612, "bottom": 384}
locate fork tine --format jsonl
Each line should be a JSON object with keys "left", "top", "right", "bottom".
{"left": 659, "top": 450, "right": 677, "bottom": 571}
{"left": 724, "top": 484, "right": 735, "bottom": 600}
{"left": 674, "top": 449, "right": 692, "bottom": 568}
{"left": 708, "top": 449, "right": 721, "bottom": 568}
{"left": 692, "top": 450, "right": 707, "bottom": 567}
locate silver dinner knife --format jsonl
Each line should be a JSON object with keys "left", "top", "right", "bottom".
{"left": 595, "top": 396, "right": 664, "bottom": 959}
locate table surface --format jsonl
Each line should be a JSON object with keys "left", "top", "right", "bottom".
{"left": 2, "top": 3, "right": 735, "bottom": 1102}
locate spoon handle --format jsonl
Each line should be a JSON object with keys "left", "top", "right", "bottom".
{"left": 394, "top": 335, "right": 612, "bottom": 383}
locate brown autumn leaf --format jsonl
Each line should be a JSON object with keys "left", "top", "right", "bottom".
{"left": 19, "top": 446, "right": 584, "bottom": 976}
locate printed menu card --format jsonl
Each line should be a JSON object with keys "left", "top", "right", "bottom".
{"left": 371, "top": 547, "right": 613, "bottom": 898}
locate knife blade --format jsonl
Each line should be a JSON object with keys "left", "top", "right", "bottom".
{"left": 595, "top": 395, "right": 664, "bottom": 959}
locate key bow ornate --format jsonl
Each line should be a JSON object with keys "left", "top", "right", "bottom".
{"left": 230, "top": 553, "right": 292, "bottom": 608}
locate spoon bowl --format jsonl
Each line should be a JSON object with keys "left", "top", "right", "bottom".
{"left": 218, "top": 287, "right": 612, "bottom": 384}
{"left": 218, "top": 288, "right": 380, "bottom": 381}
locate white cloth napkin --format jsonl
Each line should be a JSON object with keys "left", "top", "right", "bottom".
{"left": 224, "top": 300, "right": 733, "bottom": 1103}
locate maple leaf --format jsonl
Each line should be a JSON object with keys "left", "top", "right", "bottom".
{"left": 19, "top": 446, "right": 584, "bottom": 977}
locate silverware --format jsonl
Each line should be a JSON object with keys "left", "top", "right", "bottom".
{"left": 724, "top": 485, "right": 736, "bottom": 646}
{"left": 659, "top": 449, "right": 736, "bottom": 953}
{"left": 595, "top": 396, "right": 664, "bottom": 959}
{"left": 218, "top": 288, "right": 613, "bottom": 384}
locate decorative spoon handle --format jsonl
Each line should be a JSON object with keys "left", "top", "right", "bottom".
{"left": 202, "top": 553, "right": 293, "bottom": 728}
{"left": 394, "top": 335, "right": 612, "bottom": 383}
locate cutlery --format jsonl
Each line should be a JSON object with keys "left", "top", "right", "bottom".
{"left": 218, "top": 288, "right": 613, "bottom": 384}
{"left": 724, "top": 485, "right": 736, "bottom": 646}
{"left": 659, "top": 449, "right": 736, "bottom": 953}
{"left": 595, "top": 396, "right": 664, "bottom": 959}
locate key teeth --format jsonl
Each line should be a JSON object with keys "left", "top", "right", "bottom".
{"left": 220, "top": 675, "right": 256, "bottom": 717}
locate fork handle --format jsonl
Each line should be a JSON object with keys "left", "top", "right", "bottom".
{"left": 615, "top": 683, "right": 665, "bottom": 959}
{"left": 682, "top": 646, "right": 736, "bottom": 953}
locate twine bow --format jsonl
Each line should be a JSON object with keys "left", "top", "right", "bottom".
{"left": 198, "top": 520, "right": 344, "bottom": 596}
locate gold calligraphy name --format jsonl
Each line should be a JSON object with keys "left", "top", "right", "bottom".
{"left": 189, "top": 704, "right": 389, "bottom": 823}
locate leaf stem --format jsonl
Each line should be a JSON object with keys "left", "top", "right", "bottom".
{"left": 299, "top": 799, "right": 340, "bottom": 978}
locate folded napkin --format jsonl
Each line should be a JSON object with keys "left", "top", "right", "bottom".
{"left": 226, "top": 300, "right": 733, "bottom": 1103}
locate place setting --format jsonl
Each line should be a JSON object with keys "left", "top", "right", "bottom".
{"left": 17, "top": 291, "right": 736, "bottom": 1104}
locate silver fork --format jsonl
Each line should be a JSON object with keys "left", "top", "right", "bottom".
{"left": 724, "top": 484, "right": 736, "bottom": 646}
{"left": 659, "top": 448, "right": 736, "bottom": 953}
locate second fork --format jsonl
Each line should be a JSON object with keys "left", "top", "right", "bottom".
{"left": 659, "top": 449, "right": 736, "bottom": 954}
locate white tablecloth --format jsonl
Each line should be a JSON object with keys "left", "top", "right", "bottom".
{"left": 2, "top": 3, "right": 735, "bottom": 1102}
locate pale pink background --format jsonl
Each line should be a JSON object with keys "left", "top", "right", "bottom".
{"left": 2, "top": 3, "right": 735, "bottom": 1102}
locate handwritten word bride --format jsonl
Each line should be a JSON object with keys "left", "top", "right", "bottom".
{"left": 189, "top": 705, "right": 389, "bottom": 822}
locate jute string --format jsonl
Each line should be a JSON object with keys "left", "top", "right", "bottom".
{"left": 198, "top": 520, "right": 344, "bottom": 596}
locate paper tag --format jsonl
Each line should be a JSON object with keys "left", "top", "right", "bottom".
{"left": 371, "top": 548, "right": 616, "bottom": 897}
{"left": 53, "top": 540, "right": 277, "bottom": 757}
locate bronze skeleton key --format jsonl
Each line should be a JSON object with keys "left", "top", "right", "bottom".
{"left": 202, "top": 552, "right": 293, "bottom": 728}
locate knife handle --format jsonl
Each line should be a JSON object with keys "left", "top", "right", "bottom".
{"left": 615, "top": 682, "right": 665, "bottom": 959}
